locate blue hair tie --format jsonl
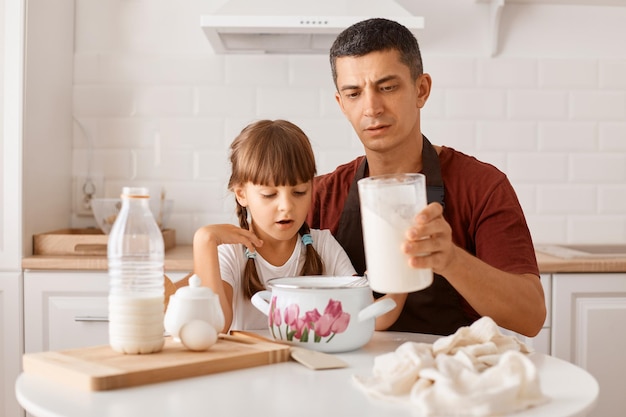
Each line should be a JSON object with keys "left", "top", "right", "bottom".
{"left": 245, "top": 248, "right": 257, "bottom": 259}
{"left": 301, "top": 234, "right": 313, "bottom": 246}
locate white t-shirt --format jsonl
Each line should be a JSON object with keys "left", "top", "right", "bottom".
{"left": 217, "top": 229, "right": 357, "bottom": 331}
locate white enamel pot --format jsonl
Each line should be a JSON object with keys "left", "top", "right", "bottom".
{"left": 251, "top": 276, "right": 396, "bottom": 353}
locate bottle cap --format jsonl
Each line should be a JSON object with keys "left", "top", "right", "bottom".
{"left": 121, "top": 186, "right": 150, "bottom": 198}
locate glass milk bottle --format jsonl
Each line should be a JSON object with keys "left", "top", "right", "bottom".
{"left": 107, "top": 186, "right": 165, "bottom": 354}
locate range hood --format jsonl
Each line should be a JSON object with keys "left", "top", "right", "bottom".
{"left": 200, "top": 0, "right": 424, "bottom": 54}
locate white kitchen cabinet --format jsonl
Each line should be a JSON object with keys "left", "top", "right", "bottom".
{"left": 24, "top": 271, "right": 109, "bottom": 353}
{"left": 1, "top": 272, "right": 23, "bottom": 417}
{"left": 533, "top": 273, "right": 552, "bottom": 355}
{"left": 24, "top": 270, "right": 190, "bottom": 353}
{"left": 500, "top": 274, "right": 551, "bottom": 355}
{"left": 0, "top": 7, "right": 22, "bottom": 272}
{"left": 552, "top": 272, "right": 626, "bottom": 417}
{"left": 5, "top": 0, "right": 97, "bottom": 409}
{"left": 22, "top": 269, "right": 186, "bottom": 417}
{"left": 2, "top": 0, "right": 26, "bottom": 415}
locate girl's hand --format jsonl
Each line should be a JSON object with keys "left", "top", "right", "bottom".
{"left": 195, "top": 224, "right": 263, "bottom": 253}
{"left": 193, "top": 225, "right": 255, "bottom": 334}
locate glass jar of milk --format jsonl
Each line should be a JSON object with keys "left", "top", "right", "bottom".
{"left": 107, "top": 186, "right": 165, "bottom": 354}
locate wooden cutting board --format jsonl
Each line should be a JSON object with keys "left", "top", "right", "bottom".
{"left": 22, "top": 336, "right": 290, "bottom": 391}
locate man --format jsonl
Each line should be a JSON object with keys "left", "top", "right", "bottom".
{"left": 307, "top": 18, "right": 545, "bottom": 337}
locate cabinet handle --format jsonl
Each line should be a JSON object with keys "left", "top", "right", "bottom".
{"left": 74, "top": 316, "right": 109, "bottom": 322}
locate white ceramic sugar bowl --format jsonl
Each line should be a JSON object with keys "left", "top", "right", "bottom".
{"left": 164, "top": 274, "right": 225, "bottom": 351}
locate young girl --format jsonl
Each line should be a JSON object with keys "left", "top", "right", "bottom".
{"left": 193, "top": 119, "right": 356, "bottom": 332}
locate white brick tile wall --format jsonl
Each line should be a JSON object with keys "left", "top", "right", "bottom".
{"left": 525, "top": 215, "right": 567, "bottom": 244}
{"left": 512, "top": 184, "right": 536, "bottom": 214}
{"left": 599, "top": 123, "right": 626, "bottom": 151}
{"left": 76, "top": 53, "right": 225, "bottom": 85}
{"left": 70, "top": 0, "right": 626, "bottom": 245}
{"left": 302, "top": 119, "right": 355, "bottom": 151}
{"left": 477, "top": 121, "right": 537, "bottom": 151}
{"left": 196, "top": 86, "right": 256, "bottom": 117}
{"left": 477, "top": 58, "right": 537, "bottom": 88}
{"left": 537, "top": 185, "right": 596, "bottom": 213}
{"left": 224, "top": 117, "right": 259, "bottom": 145}
{"left": 570, "top": 153, "right": 626, "bottom": 183}
{"left": 195, "top": 150, "right": 230, "bottom": 181}
{"left": 225, "top": 55, "right": 289, "bottom": 86}
{"left": 570, "top": 91, "right": 626, "bottom": 120}
{"left": 424, "top": 120, "right": 476, "bottom": 153}
{"left": 74, "top": 1, "right": 119, "bottom": 52}
{"left": 473, "top": 152, "right": 507, "bottom": 174}
{"left": 538, "top": 122, "right": 597, "bottom": 152}
{"left": 599, "top": 60, "right": 626, "bottom": 89}
{"left": 446, "top": 90, "right": 506, "bottom": 119}
{"left": 425, "top": 58, "right": 476, "bottom": 88}
{"left": 167, "top": 181, "right": 232, "bottom": 214}
{"left": 135, "top": 86, "right": 195, "bottom": 117}
{"left": 157, "top": 118, "right": 227, "bottom": 150}
{"left": 156, "top": 55, "right": 225, "bottom": 85}
{"left": 73, "top": 86, "right": 135, "bottom": 117}
{"left": 538, "top": 59, "right": 598, "bottom": 89}
{"left": 91, "top": 118, "right": 158, "bottom": 149}
{"left": 598, "top": 185, "right": 626, "bottom": 214}
{"left": 316, "top": 150, "right": 366, "bottom": 177}
{"left": 290, "top": 56, "right": 335, "bottom": 88}
{"left": 74, "top": 149, "right": 133, "bottom": 180}
{"left": 568, "top": 215, "right": 625, "bottom": 243}
{"left": 507, "top": 153, "right": 568, "bottom": 182}
{"left": 319, "top": 88, "right": 345, "bottom": 118}
{"left": 135, "top": 149, "right": 194, "bottom": 181}
{"left": 421, "top": 89, "right": 446, "bottom": 119}
{"left": 508, "top": 91, "right": 568, "bottom": 120}
{"left": 257, "top": 87, "right": 320, "bottom": 118}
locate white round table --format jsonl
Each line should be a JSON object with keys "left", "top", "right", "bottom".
{"left": 16, "top": 332, "right": 598, "bottom": 417}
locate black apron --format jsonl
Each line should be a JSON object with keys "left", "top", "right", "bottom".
{"left": 334, "top": 135, "right": 473, "bottom": 335}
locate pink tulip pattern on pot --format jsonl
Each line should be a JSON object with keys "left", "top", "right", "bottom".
{"left": 269, "top": 296, "right": 350, "bottom": 343}
{"left": 251, "top": 277, "right": 398, "bottom": 352}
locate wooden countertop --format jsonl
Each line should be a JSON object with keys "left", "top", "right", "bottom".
{"left": 535, "top": 251, "right": 626, "bottom": 273}
{"left": 22, "top": 245, "right": 195, "bottom": 272}
{"left": 22, "top": 245, "right": 626, "bottom": 273}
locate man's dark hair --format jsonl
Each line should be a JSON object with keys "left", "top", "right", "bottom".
{"left": 329, "top": 18, "right": 423, "bottom": 88}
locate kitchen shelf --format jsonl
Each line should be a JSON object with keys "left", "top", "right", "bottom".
{"left": 482, "top": 0, "right": 626, "bottom": 4}
{"left": 475, "top": 0, "right": 626, "bottom": 55}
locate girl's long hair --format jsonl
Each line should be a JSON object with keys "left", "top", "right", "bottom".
{"left": 228, "top": 120, "right": 324, "bottom": 298}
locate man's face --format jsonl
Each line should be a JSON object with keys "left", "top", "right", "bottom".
{"left": 334, "top": 49, "right": 429, "bottom": 154}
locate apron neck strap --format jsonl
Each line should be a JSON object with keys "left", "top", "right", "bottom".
{"left": 354, "top": 135, "right": 445, "bottom": 206}
{"left": 334, "top": 134, "right": 445, "bottom": 275}
{"left": 422, "top": 135, "right": 445, "bottom": 208}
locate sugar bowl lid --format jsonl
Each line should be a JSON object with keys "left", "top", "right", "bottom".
{"left": 174, "top": 274, "right": 216, "bottom": 299}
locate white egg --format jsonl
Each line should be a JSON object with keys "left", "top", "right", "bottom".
{"left": 179, "top": 319, "right": 218, "bottom": 351}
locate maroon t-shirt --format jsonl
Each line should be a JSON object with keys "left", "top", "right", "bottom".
{"left": 307, "top": 148, "right": 539, "bottom": 333}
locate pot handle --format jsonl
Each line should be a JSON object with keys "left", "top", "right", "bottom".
{"left": 357, "top": 298, "right": 396, "bottom": 322}
{"left": 251, "top": 290, "right": 272, "bottom": 316}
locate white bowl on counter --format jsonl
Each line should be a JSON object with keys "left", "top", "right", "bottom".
{"left": 90, "top": 198, "right": 174, "bottom": 234}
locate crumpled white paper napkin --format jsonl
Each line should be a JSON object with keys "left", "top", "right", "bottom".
{"left": 353, "top": 317, "right": 549, "bottom": 416}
